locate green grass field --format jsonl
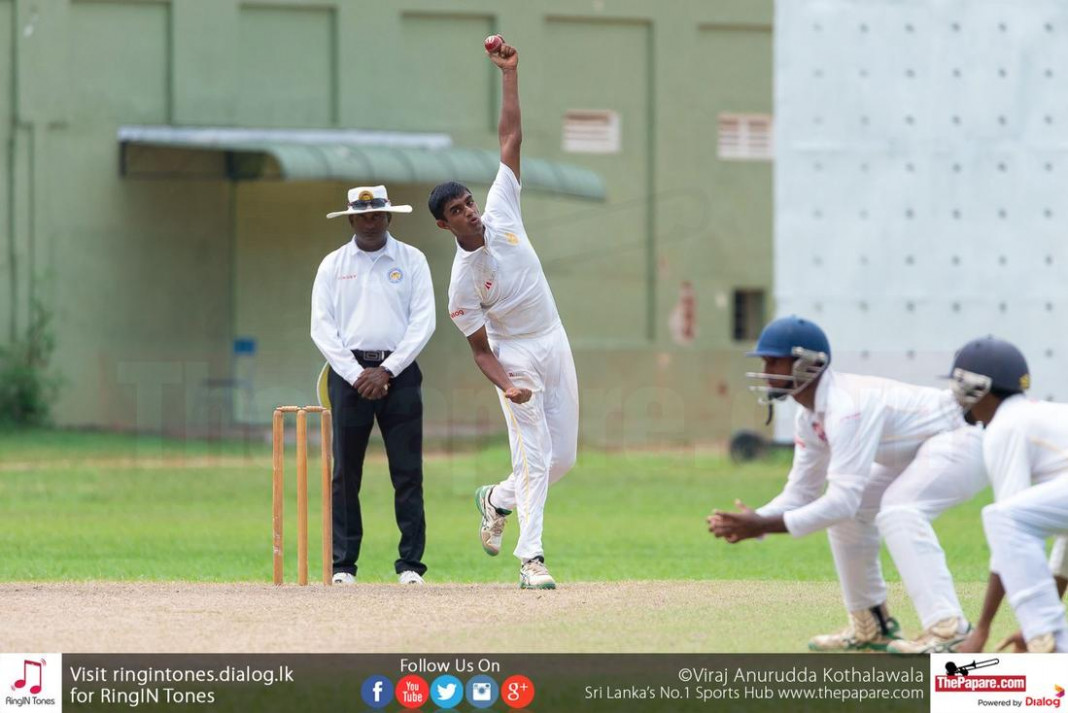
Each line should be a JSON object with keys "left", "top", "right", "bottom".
{"left": 0, "top": 427, "right": 996, "bottom": 586}
{"left": 2, "top": 427, "right": 1039, "bottom": 653}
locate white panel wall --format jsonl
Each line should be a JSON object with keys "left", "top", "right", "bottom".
{"left": 774, "top": 0, "right": 1068, "bottom": 438}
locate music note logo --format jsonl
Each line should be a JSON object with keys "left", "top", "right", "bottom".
{"left": 945, "top": 657, "right": 1000, "bottom": 677}
{"left": 11, "top": 658, "right": 45, "bottom": 695}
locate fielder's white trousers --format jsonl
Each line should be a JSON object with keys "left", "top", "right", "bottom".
{"left": 876, "top": 425, "right": 987, "bottom": 628}
{"left": 488, "top": 324, "right": 579, "bottom": 561}
{"left": 982, "top": 475, "right": 1068, "bottom": 651}
{"left": 830, "top": 426, "right": 986, "bottom": 624}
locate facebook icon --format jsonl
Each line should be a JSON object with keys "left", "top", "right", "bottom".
{"left": 361, "top": 675, "right": 393, "bottom": 709}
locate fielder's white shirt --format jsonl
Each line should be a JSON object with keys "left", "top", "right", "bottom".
{"left": 984, "top": 395, "right": 1068, "bottom": 501}
{"left": 447, "top": 164, "right": 562, "bottom": 340}
{"left": 310, "top": 233, "right": 435, "bottom": 385}
{"left": 756, "top": 369, "right": 963, "bottom": 537}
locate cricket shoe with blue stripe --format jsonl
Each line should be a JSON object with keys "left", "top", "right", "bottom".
{"left": 475, "top": 485, "right": 510, "bottom": 556}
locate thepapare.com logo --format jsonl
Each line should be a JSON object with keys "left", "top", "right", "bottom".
{"left": 935, "top": 657, "right": 1026, "bottom": 694}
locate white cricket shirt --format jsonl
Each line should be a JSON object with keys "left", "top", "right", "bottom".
{"left": 756, "top": 369, "right": 964, "bottom": 537}
{"left": 310, "top": 234, "right": 435, "bottom": 385}
{"left": 447, "top": 164, "right": 562, "bottom": 340}
{"left": 983, "top": 394, "right": 1068, "bottom": 502}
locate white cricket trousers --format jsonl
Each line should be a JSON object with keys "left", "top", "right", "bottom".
{"left": 488, "top": 324, "right": 579, "bottom": 561}
{"left": 830, "top": 426, "right": 985, "bottom": 622}
{"left": 982, "top": 474, "right": 1068, "bottom": 651}
{"left": 876, "top": 424, "right": 987, "bottom": 628}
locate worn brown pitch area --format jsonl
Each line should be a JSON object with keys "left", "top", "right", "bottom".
{"left": 0, "top": 580, "right": 886, "bottom": 653}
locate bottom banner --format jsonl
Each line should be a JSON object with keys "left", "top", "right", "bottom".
{"left": 0, "top": 654, "right": 946, "bottom": 712}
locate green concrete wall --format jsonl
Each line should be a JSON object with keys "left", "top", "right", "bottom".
{"left": 0, "top": 0, "right": 774, "bottom": 444}
{"left": 0, "top": 0, "right": 12, "bottom": 345}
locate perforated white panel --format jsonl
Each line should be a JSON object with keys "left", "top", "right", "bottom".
{"left": 774, "top": 1, "right": 1068, "bottom": 438}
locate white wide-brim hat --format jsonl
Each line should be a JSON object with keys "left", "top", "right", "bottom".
{"left": 326, "top": 185, "right": 413, "bottom": 219}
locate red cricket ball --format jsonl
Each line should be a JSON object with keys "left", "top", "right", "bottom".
{"left": 484, "top": 34, "right": 503, "bottom": 52}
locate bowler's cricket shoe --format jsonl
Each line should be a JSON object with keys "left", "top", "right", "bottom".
{"left": 476, "top": 485, "right": 510, "bottom": 556}
{"left": 808, "top": 607, "right": 901, "bottom": 652}
{"left": 519, "top": 557, "right": 556, "bottom": 590}
{"left": 887, "top": 617, "right": 971, "bottom": 654}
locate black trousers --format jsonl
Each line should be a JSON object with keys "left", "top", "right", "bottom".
{"left": 328, "top": 361, "right": 426, "bottom": 576}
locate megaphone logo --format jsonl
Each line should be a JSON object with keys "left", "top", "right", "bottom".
{"left": 945, "top": 658, "right": 1000, "bottom": 676}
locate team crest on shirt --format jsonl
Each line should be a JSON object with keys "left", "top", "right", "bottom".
{"left": 388, "top": 268, "right": 403, "bottom": 283}
{"left": 812, "top": 420, "right": 828, "bottom": 443}
{"left": 485, "top": 280, "right": 494, "bottom": 290}
{"left": 504, "top": 232, "right": 520, "bottom": 245}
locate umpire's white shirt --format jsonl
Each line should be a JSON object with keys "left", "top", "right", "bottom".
{"left": 448, "top": 164, "right": 561, "bottom": 339}
{"left": 757, "top": 369, "right": 963, "bottom": 537}
{"left": 310, "top": 234, "right": 435, "bottom": 385}
{"left": 984, "top": 395, "right": 1068, "bottom": 500}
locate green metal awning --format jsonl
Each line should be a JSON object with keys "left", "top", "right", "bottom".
{"left": 118, "top": 126, "right": 606, "bottom": 201}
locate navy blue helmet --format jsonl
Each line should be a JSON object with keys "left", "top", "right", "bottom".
{"left": 746, "top": 316, "right": 831, "bottom": 402}
{"left": 748, "top": 315, "right": 831, "bottom": 361}
{"left": 948, "top": 336, "right": 1030, "bottom": 410}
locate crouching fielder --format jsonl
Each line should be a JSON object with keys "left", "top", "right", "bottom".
{"left": 709, "top": 316, "right": 986, "bottom": 652}
{"left": 948, "top": 337, "right": 1068, "bottom": 653}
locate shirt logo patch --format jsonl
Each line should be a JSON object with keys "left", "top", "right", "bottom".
{"left": 812, "top": 421, "right": 828, "bottom": 444}
{"left": 339, "top": 273, "right": 359, "bottom": 280}
{"left": 450, "top": 309, "right": 465, "bottom": 319}
{"left": 485, "top": 281, "right": 493, "bottom": 290}
{"left": 504, "top": 232, "right": 520, "bottom": 245}
{"left": 388, "top": 268, "right": 403, "bottom": 283}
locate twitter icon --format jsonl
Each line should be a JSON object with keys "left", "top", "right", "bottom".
{"left": 430, "top": 674, "right": 464, "bottom": 709}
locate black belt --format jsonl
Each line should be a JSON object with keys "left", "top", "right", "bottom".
{"left": 352, "top": 349, "right": 392, "bottom": 364}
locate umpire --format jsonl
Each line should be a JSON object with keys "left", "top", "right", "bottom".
{"left": 311, "top": 185, "right": 436, "bottom": 585}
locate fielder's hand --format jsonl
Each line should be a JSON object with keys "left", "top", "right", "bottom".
{"left": 504, "top": 386, "right": 532, "bottom": 404}
{"left": 956, "top": 626, "right": 990, "bottom": 654}
{"left": 487, "top": 41, "right": 518, "bottom": 71}
{"left": 709, "top": 500, "right": 763, "bottom": 543}
{"left": 707, "top": 513, "right": 739, "bottom": 543}
{"left": 995, "top": 630, "right": 1027, "bottom": 653}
